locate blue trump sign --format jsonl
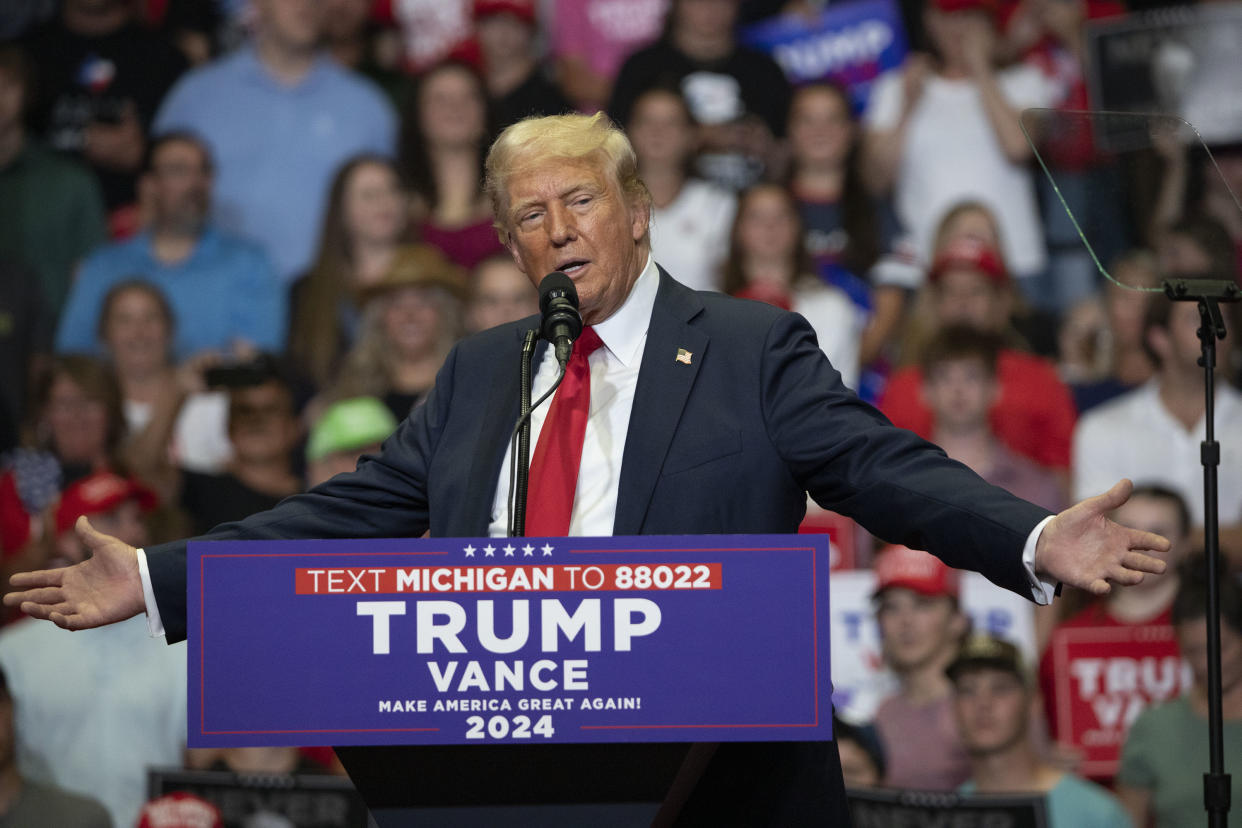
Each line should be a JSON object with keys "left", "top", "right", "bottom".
{"left": 740, "top": 0, "right": 908, "bottom": 112}
{"left": 188, "top": 535, "right": 832, "bottom": 747}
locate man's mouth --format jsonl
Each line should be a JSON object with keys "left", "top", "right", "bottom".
{"left": 558, "top": 260, "right": 589, "bottom": 275}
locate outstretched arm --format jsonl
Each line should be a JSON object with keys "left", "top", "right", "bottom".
{"left": 1035, "top": 479, "right": 1170, "bottom": 595}
{"left": 4, "top": 516, "right": 145, "bottom": 630}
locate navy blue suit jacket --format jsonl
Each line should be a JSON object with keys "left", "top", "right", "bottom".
{"left": 146, "top": 270, "right": 1051, "bottom": 642}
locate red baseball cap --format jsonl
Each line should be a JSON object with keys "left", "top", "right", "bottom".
{"left": 474, "top": 0, "right": 536, "bottom": 23}
{"left": 54, "top": 471, "right": 158, "bottom": 536}
{"left": 872, "top": 544, "right": 960, "bottom": 599}
{"left": 928, "top": 237, "right": 1008, "bottom": 285}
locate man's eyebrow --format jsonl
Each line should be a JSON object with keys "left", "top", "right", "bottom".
{"left": 510, "top": 183, "right": 603, "bottom": 217}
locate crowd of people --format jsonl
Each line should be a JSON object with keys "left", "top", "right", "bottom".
{"left": 1, "top": 0, "right": 1241, "bottom": 825}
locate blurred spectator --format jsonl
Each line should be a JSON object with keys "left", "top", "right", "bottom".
{"left": 1152, "top": 136, "right": 1242, "bottom": 273}
{"left": 880, "top": 230, "right": 1078, "bottom": 472}
{"left": 723, "top": 183, "right": 862, "bottom": 388}
{"left": 1155, "top": 213, "right": 1240, "bottom": 286}
{"left": 56, "top": 132, "right": 287, "bottom": 359}
{"left": 0, "top": 44, "right": 108, "bottom": 326}
{"left": 325, "top": 244, "right": 467, "bottom": 421}
{"left": 465, "top": 253, "right": 538, "bottom": 333}
{"left": 1039, "top": 486, "right": 1193, "bottom": 782}
{"left": 871, "top": 544, "right": 972, "bottom": 790}
{"left": 0, "top": 665, "right": 112, "bottom": 827}
{"left": 153, "top": 0, "right": 397, "bottom": 282}
{"left": 921, "top": 326, "right": 1063, "bottom": 512}
{"left": 1117, "top": 560, "right": 1242, "bottom": 827}
{"left": 179, "top": 367, "right": 303, "bottom": 535}
{"left": 323, "top": 0, "right": 414, "bottom": 109}
{"left": 22, "top": 0, "right": 188, "bottom": 214}
{"left": 1056, "top": 295, "right": 1107, "bottom": 387}
{"left": 305, "top": 396, "right": 398, "bottom": 488}
{"left": 401, "top": 60, "right": 505, "bottom": 270}
{"left": 1073, "top": 297, "right": 1242, "bottom": 533}
{"left": 862, "top": 0, "right": 1059, "bottom": 282}
{"left": 0, "top": 472, "right": 185, "bottom": 828}
{"left": 627, "top": 85, "right": 735, "bottom": 293}
{"left": 288, "top": 155, "right": 411, "bottom": 390}
{"left": 1070, "top": 251, "right": 1159, "bottom": 414}
{"left": 950, "top": 634, "right": 1132, "bottom": 826}
{"left": 0, "top": 258, "right": 49, "bottom": 455}
{"left": 551, "top": 0, "right": 667, "bottom": 114}
{"left": 608, "top": 0, "right": 792, "bottom": 191}
{"left": 142, "top": 0, "right": 225, "bottom": 66}
{"left": 0, "top": 357, "right": 128, "bottom": 565}
{"left": 95, "top": 281, "right": 232, "bottom": 483}
{"left": 475, "top": 0, "right": 571, "bottom": 130}
{"left": 833, "top": 715, "right": 885, "bottom": 789}
{"left": 787, "top": 82, "right": 914, "bottom": 369}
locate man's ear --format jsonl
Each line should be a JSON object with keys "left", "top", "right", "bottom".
{"left": 503, "top": 234, "right": 528, "bottom": 275}
{"left": 630, "top": 197, "right": 651, "bottom": 243}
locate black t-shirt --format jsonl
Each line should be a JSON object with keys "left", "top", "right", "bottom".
{"left": 24, "top": 20, "right": 188, "bottom": 208}
{"left": 608, "top": 40, "right": 791, "bottom": 189}
{"left": 491, "top": 68, "right": 572, "bottom": 132}
{"left": 180, "top": 471, "right": 289, "bottom": 536}
{"left": 607, "top": 40, "right": 791, "bottom": 138}
{"left": 0, "top": 258, "right": 48, "bottom": 450}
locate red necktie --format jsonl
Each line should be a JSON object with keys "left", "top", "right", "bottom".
{"left": 526, "top": 327, "right": 604, "bottom": 536}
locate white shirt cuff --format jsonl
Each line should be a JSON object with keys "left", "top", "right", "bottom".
{"left": 1022, "top": 515, "right": 1058, "bottom": 605}
{"left": 136, "top": 548, "right": 167, "bottom": 638}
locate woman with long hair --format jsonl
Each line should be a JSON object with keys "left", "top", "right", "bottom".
{"left": 399, "top": 60, "right": 503, "bottom": 270}
{"left": 723, "top": 183, "right": 863, "bottom": 390}
{"left": 324, "top": 244, "right": 467, "bottom": 421}
{"left": 288, "top": 154, "right": 410, "bottom": 390}
{"left": 788, "top": 82, "right": 910, "bottom": 367}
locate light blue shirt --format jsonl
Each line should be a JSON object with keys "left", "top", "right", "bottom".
{"left": 961, "top": 774, "right": 1133, "bottom": 827}
{"left": 153, "top": 46, "right": 397, "bottom": 281}
{"left": 56, "top": 227, "right": 287, "bottom": 358}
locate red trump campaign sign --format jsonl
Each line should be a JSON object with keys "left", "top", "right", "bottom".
{"left": 1041, "top": 608, "right": 1191, "bottom": 778}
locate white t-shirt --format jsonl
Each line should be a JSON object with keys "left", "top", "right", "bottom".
{"left": 1073, "top": 380, "right": 1242, "bottom": 524}
{"left": 650, "top": 179, "right": 737, "bottom": 293}
{"left": 125, "top": 391, "right": 232, "bottom": 473}
{"left": 793, "top": 280, "right": 864, "bottom": 392}
{"left": 865, "top": 66, "right": 1060, "bottom": 280}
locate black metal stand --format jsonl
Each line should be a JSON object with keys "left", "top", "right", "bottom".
{"left": 508, "top": 329, "right": 539, "bottom": 538}
{"left": 1163, "top": 277, "right": 1240, "bottom": 827}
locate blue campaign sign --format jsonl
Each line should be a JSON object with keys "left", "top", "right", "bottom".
{"left": 739, "top": 0, "right": 908, "bottom": 112}
{"left": 188, "top": 535, "right": 832, "bottom": 748}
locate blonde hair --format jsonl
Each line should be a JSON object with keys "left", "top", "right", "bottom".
{"left": 484, "top": 112, "right": 652, "bottom": 244}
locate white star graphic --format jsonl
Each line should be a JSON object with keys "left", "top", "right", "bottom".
{"left": 503, "top": 544, "right": 516, "bottom": 557}
{"left": 463, "top": 545, "right": 476, "bottom": 557}
{"left": 483, "top": 544, "right": 496, "bottom": 557}
{"left": 522, "top": 544, "right": 535, "bottom": 557}
{"left": 541, "top": 544, "right": 554, "bottom": 556}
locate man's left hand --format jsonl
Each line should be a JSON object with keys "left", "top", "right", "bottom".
{"left": 1036, "top": 479, "right": 1171, "bottom": 595}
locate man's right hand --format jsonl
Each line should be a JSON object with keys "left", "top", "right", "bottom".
{"left": 3, "top": 517, "right": 145, "bottom": 630}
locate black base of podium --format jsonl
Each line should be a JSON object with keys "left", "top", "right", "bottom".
{"left": 337, "top": 740, "right": 851, "bottom": 827}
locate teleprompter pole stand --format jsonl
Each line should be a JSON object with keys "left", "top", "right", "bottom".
{"left": 509, "top": 329, "right": 539, "bottom": 537}
{"left": 1164, "top": 277, "right": 1241, "bottom": 827}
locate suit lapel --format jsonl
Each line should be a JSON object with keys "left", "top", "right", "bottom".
{"left": 459, "top": 323, "right": 547, "bottom": 534}
{"left": 613, "top": 271, "right": 707, "bottom": 535}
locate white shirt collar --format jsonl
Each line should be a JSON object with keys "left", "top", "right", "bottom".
{"left": 591, "top": 253, "right": 658, "bottom": 367}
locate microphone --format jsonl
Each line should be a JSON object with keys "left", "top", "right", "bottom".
{"left": 539, "top": 272, "right": 582, "bottom": 368}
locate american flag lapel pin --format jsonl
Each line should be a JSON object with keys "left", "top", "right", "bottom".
{"left": 676, "top": 348, "right": 693, "bottom": 365}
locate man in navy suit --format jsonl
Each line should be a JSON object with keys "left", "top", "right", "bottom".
{"left": 6, "top": 111, "right": 1168, "bottom": 635}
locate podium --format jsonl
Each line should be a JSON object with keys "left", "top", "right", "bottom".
{"left": 187, "top": 535, "right": 847, "bottom": 826}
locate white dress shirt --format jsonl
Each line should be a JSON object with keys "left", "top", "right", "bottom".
{"left": 139, "top": 254, "right": 1054, "bottom": 637}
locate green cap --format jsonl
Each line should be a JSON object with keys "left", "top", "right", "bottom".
{"left": 945, "top": 633, "right": 1030, "bottom": 686}
{"left": 306, "top": 397, "right": 398, "bottom": 462}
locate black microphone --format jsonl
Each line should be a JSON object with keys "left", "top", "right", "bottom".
{"left": 539, "top": 272, "right": 582, "bottom": 368}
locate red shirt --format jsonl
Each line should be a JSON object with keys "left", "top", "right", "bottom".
{"left": 879, "top": 349, "right": 1077, "bottom": 470}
